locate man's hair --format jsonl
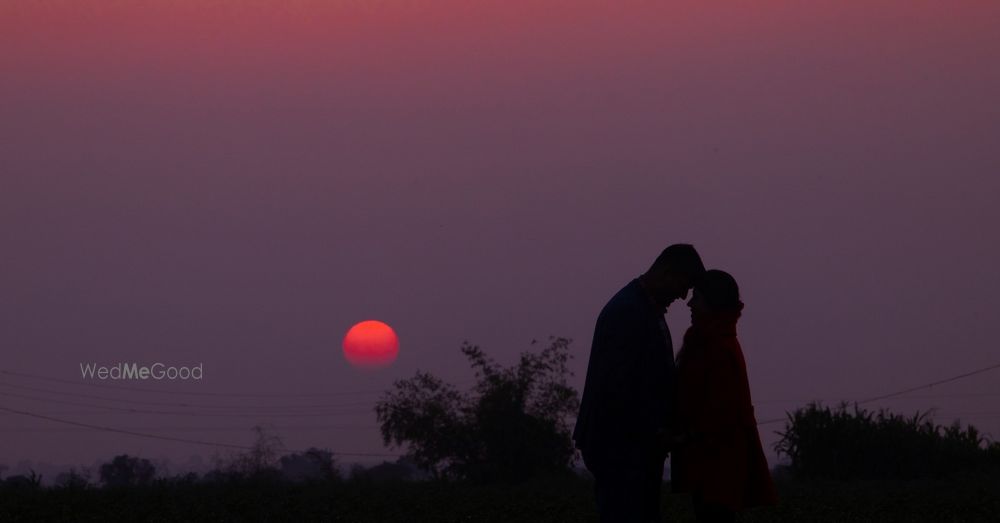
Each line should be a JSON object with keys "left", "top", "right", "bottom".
{"left": 649, "top": 244, "right": 705, "bottom": 279}
{"left": 694, "top": 269, "right": 742, "bottom": 311}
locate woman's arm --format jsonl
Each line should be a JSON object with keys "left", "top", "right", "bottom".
{"left": 685, "top": 343, "right": 747, "bottom": 444}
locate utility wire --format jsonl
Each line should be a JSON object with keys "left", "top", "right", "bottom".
{"left": 755, "top": 390, "right": 1000, "bottom": 405}
{"left": 0, "top": 380, "right": 377, "bottom": 410}
{"left": 755, "top": 361, "right": 1000, "bottom": 426}
{"left": 0, "top": 391, "right": 374, "bottom": 418}
{"left": 0, "top": 370, "right": 389, "bottom": 398}
{"left": 0, "top": 424, "right": 379, "bottom": 433}
{"left": 0, "top": 369, "right": 475, "bottom": 399}
{"left": 855, "top": 362, "right": 1000, "bottom": 405}
{"left": 0, "top": 405, "right": 403, "bottom": 458}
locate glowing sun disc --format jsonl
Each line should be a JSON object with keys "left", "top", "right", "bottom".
{"left": 343, "top": 320, "right": 399, "bottom": 368}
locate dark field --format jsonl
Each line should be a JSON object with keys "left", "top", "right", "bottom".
{"left": 2, "top": 475, "right": 998, "bottom": 522}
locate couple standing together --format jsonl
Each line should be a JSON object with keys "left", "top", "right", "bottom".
{"left": 574, "top": 244, "right": 777, "bottom": 523}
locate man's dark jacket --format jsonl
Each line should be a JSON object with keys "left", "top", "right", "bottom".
{"left": 573, "top": 278, "right": 678, "bottom": 460}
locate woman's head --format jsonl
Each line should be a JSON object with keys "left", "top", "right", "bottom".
{"left": 688, "top": 269, "right": 742, "bottom": 320}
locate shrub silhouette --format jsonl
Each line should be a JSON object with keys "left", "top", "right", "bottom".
{"left": 54, "top": 467, "right": 91, "bottom": 490}
{"left": 279, "top": 447, "right": 339, "bottom": 482}
{"left": 2, "top": 469, "right": 42, "bottom": 490}
{"left": 207, "top": 425, "right": 285, "bottom": 482}
{"left": 775, "top": 402, "right": 999, "bottom": 480}
{"left": 99, "top": 455, "right": 156, "bottom": 487}
{"left": 375, "top": 337, "right": 579, "bottom": 483}
{"left": 349, "top": 457, "right": 424, "bottom": 483}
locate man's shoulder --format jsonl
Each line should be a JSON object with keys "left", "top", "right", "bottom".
{"left": 598, "top": 280, "right": 643, "bottom": 320}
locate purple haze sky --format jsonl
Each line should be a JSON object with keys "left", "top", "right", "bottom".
{"left": 2, "top": 0, "right": 999, "bottom": 472}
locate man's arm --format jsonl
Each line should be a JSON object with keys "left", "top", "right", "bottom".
{"left": 589, "top": 304, "right": 644, "bottom": 437}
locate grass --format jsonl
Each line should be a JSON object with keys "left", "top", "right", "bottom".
{"left": 2, "top": 473, "right": 999, "bottom": 522}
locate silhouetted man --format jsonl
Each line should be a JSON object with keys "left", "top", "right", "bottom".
{"left": 574, "top": 244, "right": 706, "bottom": 523}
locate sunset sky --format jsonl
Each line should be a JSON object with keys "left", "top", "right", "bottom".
{"left": 2, "top": 0, "right": 999, "bottom": 474}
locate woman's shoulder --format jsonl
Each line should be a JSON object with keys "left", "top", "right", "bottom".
{"left": 705, "top": 336, "right": 746, "bottom": 369}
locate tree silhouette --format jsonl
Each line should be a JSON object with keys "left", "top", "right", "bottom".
{"left": 99, "top": 455, "right": 155, "bottom": 487}
{"left": 376, "top": 337, "right": 579, "bottom": 483}
{"left": 54, "top": 467, "right": 90, "bottom": 489}
{"left": 279, "top": 447, "right": 339, "bottom": 482}
{"left": 210, "top": 425, "right": 285, "bottom": 480}
{"left": 2, "top": 469, "right": 42, "bottom": 489}
{"left": 349, "top": 457, "right": 424, "bottom": 483}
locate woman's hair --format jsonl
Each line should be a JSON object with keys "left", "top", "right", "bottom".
{"left": 694, "top": 269, "right": 742, "bottom": 311}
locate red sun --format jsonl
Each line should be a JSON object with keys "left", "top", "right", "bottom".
{"left": 343, "top": 320, "right": 399, "bottom": 369}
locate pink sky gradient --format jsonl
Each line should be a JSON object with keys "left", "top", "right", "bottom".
{"left": 2, "top": 0, "right": 999, "bottom": 473}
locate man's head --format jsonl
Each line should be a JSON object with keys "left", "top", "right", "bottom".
{"left": 641, "top": 244, "right": 706, "bottom": 307}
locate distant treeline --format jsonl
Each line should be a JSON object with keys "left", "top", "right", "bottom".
{"left": 0, "top": 439, "right": 425, "bottom": 491}
{"left": 775, "top": 402, "right": 1000, "bottom": 480}
{"left": 3, "top": 339, "right": 999, "bottom": 490}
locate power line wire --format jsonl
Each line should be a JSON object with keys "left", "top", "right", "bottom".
{"left": 0, "top": 381, "right": 377, "bottom": 410}
{"left": 755, "top": 390, "right": 1000, "bottom": 405}
{"left": 0, "top": 391, "right": 374, "bottom": 418}
{"left": 0, "top": 370, "right": 390, "bottom": 398}
{"left": 0, "top": 405, "right": 402, "bottom": 458}
{"left": 0, "top": 424, "right": 379, "bottom": 433}
{"left": 856, "top": 362, "right": 1000, "bottom": 404}
{"left": 755, "top": 361, "right": 1000, "bottom": 426}
{"left": 0, "top": 369, "right": 476, "bottom": 399}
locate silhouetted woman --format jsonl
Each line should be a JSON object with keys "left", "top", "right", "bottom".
{"left": 671, "top": 270, "right": 777, "bottom": 523}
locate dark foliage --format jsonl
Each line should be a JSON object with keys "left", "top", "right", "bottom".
{"left": 1, "top": 470, "right": 42, "bottom": 491}
{"left": 349, "top": 457, "right": 424, "bottom": 483}
{"left": 279, "top": 447, "right": 339, "bottom": 482}
{"left": 775, "top": 402, "right": 1000, "bottom": 480}
{"left": 3, "top": 474, "right": 1000, "bottom": 522}
{"left": 99, "top": 455, "right": 156, "bottom": 488}
{"left": 54, "top": 468, "right": 91, "bottom": 490}
{"left": 375, "top": 337, "right": 580, "bottom": 483}
{"left": 208, "top": 425, "right": 285, "bottom": 482}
